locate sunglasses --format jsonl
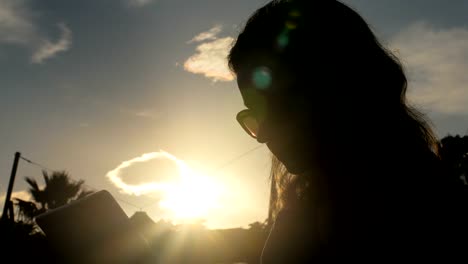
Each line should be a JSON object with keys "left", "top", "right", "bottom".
{"left": 236, "top": 109, "right": 260, "bottom": 139}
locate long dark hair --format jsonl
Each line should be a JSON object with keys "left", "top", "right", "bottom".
{"left": 228, "top": 0, "right": 440, "bottom": 221}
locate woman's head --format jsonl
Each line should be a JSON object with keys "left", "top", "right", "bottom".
{"left": 229, "top": 0, "right": 439, "bottom": 215}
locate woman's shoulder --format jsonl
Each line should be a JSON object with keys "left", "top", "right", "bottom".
{"left": 261, "top": 207, "right": 325, "bottom": 263}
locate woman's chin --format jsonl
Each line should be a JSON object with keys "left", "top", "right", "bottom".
{"left": 283, "top": 160, "right": 309, "bottom": 175}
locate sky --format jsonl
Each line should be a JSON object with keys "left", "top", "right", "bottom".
{"left": 0, "top": 0, "right": 467, "bottom": 229}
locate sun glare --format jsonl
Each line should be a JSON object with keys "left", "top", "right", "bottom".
{"left": 159, "top": 168, "right": 222, "bottom": 221}
{"left": 107, "top": 150, "right": 223, "bottom": 222}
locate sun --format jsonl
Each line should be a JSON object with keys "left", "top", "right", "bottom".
{"left": 106, "top": 150, "right": 223, "bottom": 222}
{"left": 159, "top": 165, "right": 222, "bottom": 221}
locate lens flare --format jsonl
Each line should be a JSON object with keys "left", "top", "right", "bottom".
{"left": 252, "top": 66, "right": 272, "bottom": 90}
{"left": 277, "top": 31, "right": 289, "bottom": 49}
{"left": 289, "top": 10, "right": 301, "bottom": 17}
{"left": 285, "top": 21, "right": 297, "bottom": 30}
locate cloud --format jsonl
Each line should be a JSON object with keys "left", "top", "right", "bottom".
{"left": 187, "top": 25, "right": 222, "bottom": 43}
{"left": 106, "top": 151, "right": 189, "bottom": 196}
{"left": 184, "top": 36, "right": 235, "bottom": 82}
{"left": 31, "top": 23, "right": 72, "bottom": 64}
{"left": 390, "top": 22, "right": 468, "bottom": 114}
{"left": 0, "top": 0, "right": 35, "bottom": 44}
{"left": 107, "top": 151, "right": 223, "bottom": 221}
{"left": 184, "top": 26, "right": 235, "bottom": 82}
{"left": 126, "top": 0, "right": 154, "bottom": 7}
{"left": 119, "top": 106, "right": 160, "bottom": 119}
{"left": 0, "top": 190, "right": 31, "bottom": 201}
{"left": 0, "top": 0, "right": 72, "bottom": 63}
{"left": 11, "top": 190, "right": 31, "bottom": 201}
{"left": 0, "top": 190, "right": 32, "bottom": 213}
{"left": 134, "top": 110, "right": 156, "bottom": 118}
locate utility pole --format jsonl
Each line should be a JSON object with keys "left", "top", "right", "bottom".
{"left": 2, "top": 152, "right": 21, "bottom": 221}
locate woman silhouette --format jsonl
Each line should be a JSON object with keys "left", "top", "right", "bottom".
{"left": 228, "top": 0, "right": 467, "bottom": 262}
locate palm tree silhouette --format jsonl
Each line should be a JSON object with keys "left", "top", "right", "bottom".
{"left": 248, "top": 221, "right": 267, "bottom": 232}
{"left": 15, "top": 170, "right": 93, "bottom": 222}
{"left": 13, "top": 198, "right": 40, "bottom": 224}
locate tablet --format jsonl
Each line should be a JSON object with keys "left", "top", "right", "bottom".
{"left": 36, "top": 190, "right": 148, "bottom": 263}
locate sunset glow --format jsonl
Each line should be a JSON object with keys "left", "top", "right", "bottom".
{"left": 159, "top": 169, "right": 222, "bottom": 220}
{"left": 106, "top": 151, "right": 222, "bottom": 221}
{"left": 1, "top": 0, "right": 465, "bottom": 232}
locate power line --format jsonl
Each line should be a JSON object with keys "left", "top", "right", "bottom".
{"left": 209, "top": 145, "right": 264, "bottom": 173}
{"left": 18, "top": 145, "right": 265, "bottom": 212}
{"left": 140, "top": 144, "right": 265, "bottom": 209}
{"left": 110, "top": 194, "right": 143, "bottom": 211}
{"left": 20, "top": 156, "right": 54, "bottom": 172}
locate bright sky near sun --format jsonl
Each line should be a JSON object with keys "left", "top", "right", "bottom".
{"left": 1, "top": 0, "right": 468, "bottom": 229}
